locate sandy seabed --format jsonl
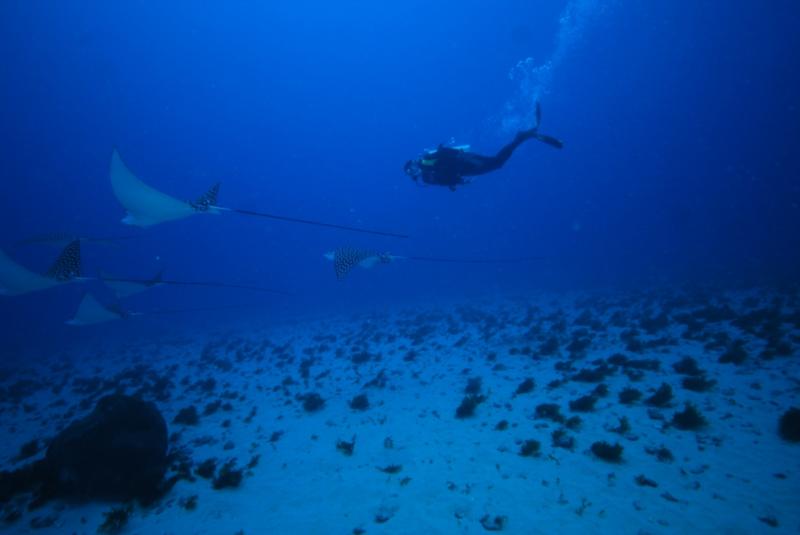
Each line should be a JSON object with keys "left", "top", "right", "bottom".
{"left": 1, "top": 286, "right": 799, "bottom": 534}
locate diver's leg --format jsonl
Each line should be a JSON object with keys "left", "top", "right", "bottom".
{"left": 494, "top": 125, "right": 564, "bottom": 163}
{"left": 471, "top": 122, "right": 563, "bottom": 175}
{"left": 479, "top": 124, "right": 564, "bottom": 174}
{"left": 482, "top": 134, "right": 530, "bottom": 171}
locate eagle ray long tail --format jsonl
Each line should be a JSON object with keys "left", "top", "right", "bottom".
{"left": 15, "top": 234, "right": 138, "bottom": 248}
{"left": 326, "top": 247, "right": 544, "bottom": 280}
{"left": 67, "top": 295, "right": 269, "bottom": 326}
{"left": 214, "top": 206, "right": 409, "bottom": 239}
{"left": 407, "top": 255, "right": 544, "bottom": 263}
{"left": 145, "top": 302, "right": 269, "bottom": 315}
{"left": 98, "top": 277, "right": 292, "bottom": 296}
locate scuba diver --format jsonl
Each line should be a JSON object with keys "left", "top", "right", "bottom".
{"left": 404, "top": 102, "right": 563, "bottom": 191}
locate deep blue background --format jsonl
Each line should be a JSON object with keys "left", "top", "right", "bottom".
{"left": 1, "top": 1, "right": 799, "bottom": 358}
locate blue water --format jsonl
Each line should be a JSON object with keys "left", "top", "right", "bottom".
{"left": 2, "top": 1, "right": 799, "bottom": 351}
{"left": 0, "top": 3, "right": 799, "bottom": 530}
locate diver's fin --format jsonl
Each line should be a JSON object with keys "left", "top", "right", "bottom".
{"left": 45, "top": 240, "right": 81, "bottom": 281}
{"left": 534, "top": 133, "right": 564, "bottom": 149}
{"left": 527, "top": 102, "right": 563, "bottom": 149}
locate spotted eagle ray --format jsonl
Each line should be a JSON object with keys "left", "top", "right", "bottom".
{"left": 0, "top": 240, "right": 84, "bottom": 295}
{"left": 99, "top": 269, "right": 164, "bottom": 298}
{"left": 111, "top": 149, "right": 408, "bottom": 238}
{"left": 324, "top": 246, "right": 544, "bottom": 279}
{"left": 2, "top": 238, "right": 285, "bottom": 297}
{"left": 66, "top": 294, "right": 138, "bottom": 326}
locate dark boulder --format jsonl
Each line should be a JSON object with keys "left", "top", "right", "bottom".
{"left": 779, "top": 407, "right": 800, "bottom": 442}
{"left": 45, "top": 394, "right": 168, "bottom": 500}
{"left": 0, "top": 395, "right": 168, "bottom": 508}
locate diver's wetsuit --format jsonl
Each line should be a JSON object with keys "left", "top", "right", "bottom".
{"left": 405, "top": 103, "right": 563, "bottom": 190}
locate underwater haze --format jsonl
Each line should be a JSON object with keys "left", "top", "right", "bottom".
{"left": 1, "top": 1, "right": 799, "bottom": 534}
